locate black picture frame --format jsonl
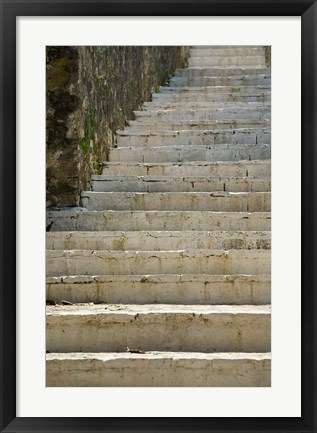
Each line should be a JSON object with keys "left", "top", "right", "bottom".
{"left": 0, "top": 1, "right": 316, "bottom": 432}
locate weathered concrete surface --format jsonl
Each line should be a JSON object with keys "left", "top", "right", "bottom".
{"left": 189, "top": 47, "right": 266, "bottom": 57}
{"left": 46, "top": 249, "right": 270, "bottom": 276}
{"left": 143, "top": 100, "right": 270, "bottom": 109}
{"left": 46, "top": 274, "right": 271, "bottom": 305}
{"left": 159, "top": 85, "right": 270, "bottom": 95}
{"left": 174, "top": 67, "right": 270, "bottom": 78}
{"left": 81, "top": 191, "right": 271, "bottom": 212}
{"left": 46, "top": 230, "right": 271, "bottom": 251}
{"left": 46, "top": 304, "right": 271, "bottom": 353}
{"left": 134, "top": 107, "right": 270, "bottom": 122}
{"left": 153, "top": 91, "right": 271, "bottom": 103}
{"left": 128, "top": 119, "right": 270, "bottom": 130}
{"left": 116, "top": 128, "right": 271, "bottom": 147}
{"left": 46, "top": 210, "right": 271, "bottom": 232}
{"left": 108, "top": 143, "right": 271, "bottom": 163}
{"left": 46, "top": 352, "right": 271, "bottom": 387}
{"left": 91, "top": 176, "right": 271, "bottom": 193}
{"left": 101, "top": 161, "right": 271, "bottom": 178}
{"left": 169, "top": 75, "right": 271, "bottom": 87}
{"left": 188, "top": 56, "right": 266, "bottom": 67}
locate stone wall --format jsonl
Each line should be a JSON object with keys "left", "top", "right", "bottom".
{"left": 265, "top": 46, "right": 271, "bottom": 67}
{"left": 46, "top": 46, "right": 190, "bottom": 207}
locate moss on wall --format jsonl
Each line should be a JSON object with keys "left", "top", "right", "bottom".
{"left": 46, "top": 46, "right": 189, "bottom": 207}
{"left": 265, "top": 46, "right": 271, "bottom": 68}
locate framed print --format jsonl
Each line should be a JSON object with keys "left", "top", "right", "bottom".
{"left": 0, "top": 1, "right": 316, "bottom": 432}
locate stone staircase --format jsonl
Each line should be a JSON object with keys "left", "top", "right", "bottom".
{"left": 46, "top": 46, "right": 271, "bottom": 387}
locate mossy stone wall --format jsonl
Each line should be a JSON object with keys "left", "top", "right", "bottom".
{"left": 46, "top": 46, "right": 189, "bottom": 207}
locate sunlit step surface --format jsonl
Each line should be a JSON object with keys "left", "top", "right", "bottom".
{"left": 46, "top": 273, "right": 271, "bottom": 305}
{"left": 46, "top": 304, "right": 271, "bottom": 353}
{"left": 46, "top": 352, "right": 271, "bottom": 387}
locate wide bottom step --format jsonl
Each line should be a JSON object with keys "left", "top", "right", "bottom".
{"left": 46, "top": 352, "right": 271, "bottom": 387}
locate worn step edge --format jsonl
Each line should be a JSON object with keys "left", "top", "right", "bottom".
{"left": 109, "top": 144, "right": 271, "bottom": 163}
{"left": 142, "top": 104, "right": 271, "bottom": 113}
{"left": 90, "top": 176, "right": 270, "bottom": 193}
{"left": 46, "top": 351, "right": 271, "bottom": 387}
{"left": 46, "top": 230, "right": 271, "bottom": 251}
{"left": 170, "top": 73, "right": 270, "bottom": 81}
{"left": 46, "top": 273, "right": 271, "bottom": 305}
{"left": 189, "top": 47, "right": 266, "bottom": 54}
{"left": 46, "top": 210, "right": 271, "bottom": 232}
{"left": 46, "top": 304, "right": 271, "bottom": 353}
{"left": 134, "top": 106, "right": 271, "bottom": 113}
{"left": 81, "top": 191, "right": 271, "bottom": 212}
{"left": 134, "top": 107, "right": 270, "bottom": 116}
{"left": 91, "top": 175, "right": 271, "bottom": 182}
{"left": 152, "top": 94, "right": 271, "bottom": 103}
{"left": 128, "top": 119, "right": 271, "bottom": 128}
{"left": 187, "top": 59, "right": 267, "bottom": 67}
{"left": 46, "top": 303, "right": 271, "bottom": 315}
{"left": 116, "top": 127, "right": 271, "bottom": 135}
{"left": 115, "top": 128, "right": 271, "bottom": 147}
{"left": 168, "top": 78, "right": 270, "bottom": 87}
{"left": 158, "top": 85, "right": 271, "bottom": 93}
{"left": 175, "top": 67, "right": 270, "bottom": 77}
{"left": 134, "top": 106, "right": 271, "bottom": 122}
{"left": 143, "top": 100, "right": 271, "bottom": 107}
{"left": 152, "top": 94, "right": 271, "bottom": 101}
{"left": 188, "top": 55, "right": 266, "bottom": 59}
{"left": 46, "top": 248, "right": 271, "bottom": 277}
{"left": 101, "top": 161, "right": 271, "bottom": 177}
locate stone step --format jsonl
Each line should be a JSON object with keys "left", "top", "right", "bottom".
{"left": 190, "top": 47, "right": 266, "bottom": 57}
{"left": 47, "top": 210, "right": 271, "bottom": 232}
{"left": 46, "top": 273, "right": 271, "bottom": 305}
{"left": 175, "top": 67, "right": 269, "bottom": 78}
{"left": 169, "top": 75, "right": 270, "bottom": 87}
{"left": 109, "top": 143, "right": 271, "bottom": 163}
{"left": 101, "top": 161, "right": 271, "bottom": 178}
{"left": 191, "top": 45, "right": 264, "bottom": 48}
{"left": 81, "top": 191, "right": 271, "bottom": 212}
{"left": 143, "top": 101, "right": 271, "bottom": 110}
{"left": 90, "top": 176, "right": 270, "bottom": 193}
{"left": 47, "top": 230, "right": 271, "bottom": 251}
{"left": 188, "top": 56, "right": 266, "bottom": 67}
{"left": 46, "top": 352, "right": 271, "bottom": 387}
{"left": 127, "top": 119, "right": 270, "bottom": 131}
{"left": 46, "top": 249, "right": 270, "bottom": 276}
{"left": 133, "top": 107, "right": 271, "bottom": 122}
{"left": 46, "top": 304, "right": 271, "bottom": 353}
{"left": 158, "top": 85, "right": 271, "bottom": 95}
{"left": 116, "top": 128, "right": 270, "bottom": 147}
{"left": 153, "top": 92, "right": 270, "bottom": 103}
